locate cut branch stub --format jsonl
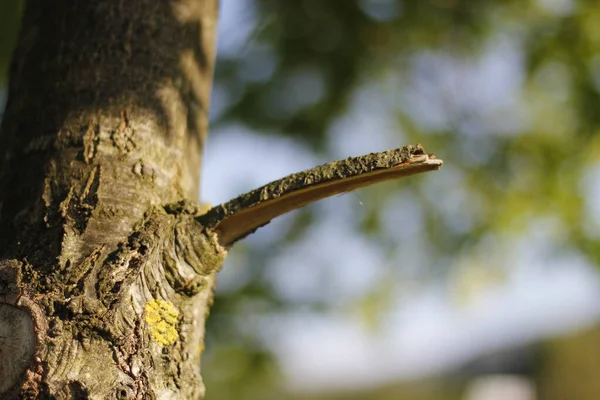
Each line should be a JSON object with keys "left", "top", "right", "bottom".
{"left": 198, "top": 144, "right": 443, "bottom": 247}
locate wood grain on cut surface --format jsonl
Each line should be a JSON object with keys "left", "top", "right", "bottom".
{"left": 198, "top": 144, "right": 443, "bottom": 247}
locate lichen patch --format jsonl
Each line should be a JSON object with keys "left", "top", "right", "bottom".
{"left": 144, "top": 300, "right": 179, "bottom": 346}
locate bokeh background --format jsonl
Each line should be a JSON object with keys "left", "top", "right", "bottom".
{"left": 2, "top": 1, "right": 600, "bottom": 399}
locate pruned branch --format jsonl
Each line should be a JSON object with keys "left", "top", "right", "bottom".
{"left": 198, "top": 144, "right": 443, "bottom": 247}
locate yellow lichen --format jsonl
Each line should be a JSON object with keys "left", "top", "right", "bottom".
{"left": 144, "top": 300, "right": 179, "bottom": 346}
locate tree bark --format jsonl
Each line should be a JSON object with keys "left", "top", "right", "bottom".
{"left": 0, "top": 1, "right": 220, "bottom": 398}
{"left": 0, "top": 1, "right": 442, "bottom": 399}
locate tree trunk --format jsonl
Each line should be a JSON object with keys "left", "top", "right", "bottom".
{"left": 0, "top": 1, "right": 220, "bottom": 398}
{"left": 0, "top": 1, "right": 442, "bottom": 399}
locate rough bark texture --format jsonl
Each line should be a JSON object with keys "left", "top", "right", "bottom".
{"left": 0, "top": 0, "right": 220, "bottom": 398}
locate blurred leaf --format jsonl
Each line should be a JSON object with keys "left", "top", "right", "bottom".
{"left": 0, "top": 0, "right": 22, "bottom": 88}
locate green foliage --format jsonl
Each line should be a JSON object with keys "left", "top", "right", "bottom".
{"left": 0, "top": 0, "right": 22, "bottom": 88}
{"left": 537, "top": 324, "right": 600, "bottom": 400}
{"left": 214, "top": 0, "right": 513, "bottom": 148}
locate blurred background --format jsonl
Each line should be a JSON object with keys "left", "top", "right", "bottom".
{"left": 3, "top": 0, "right": 600, "bottom": 399}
